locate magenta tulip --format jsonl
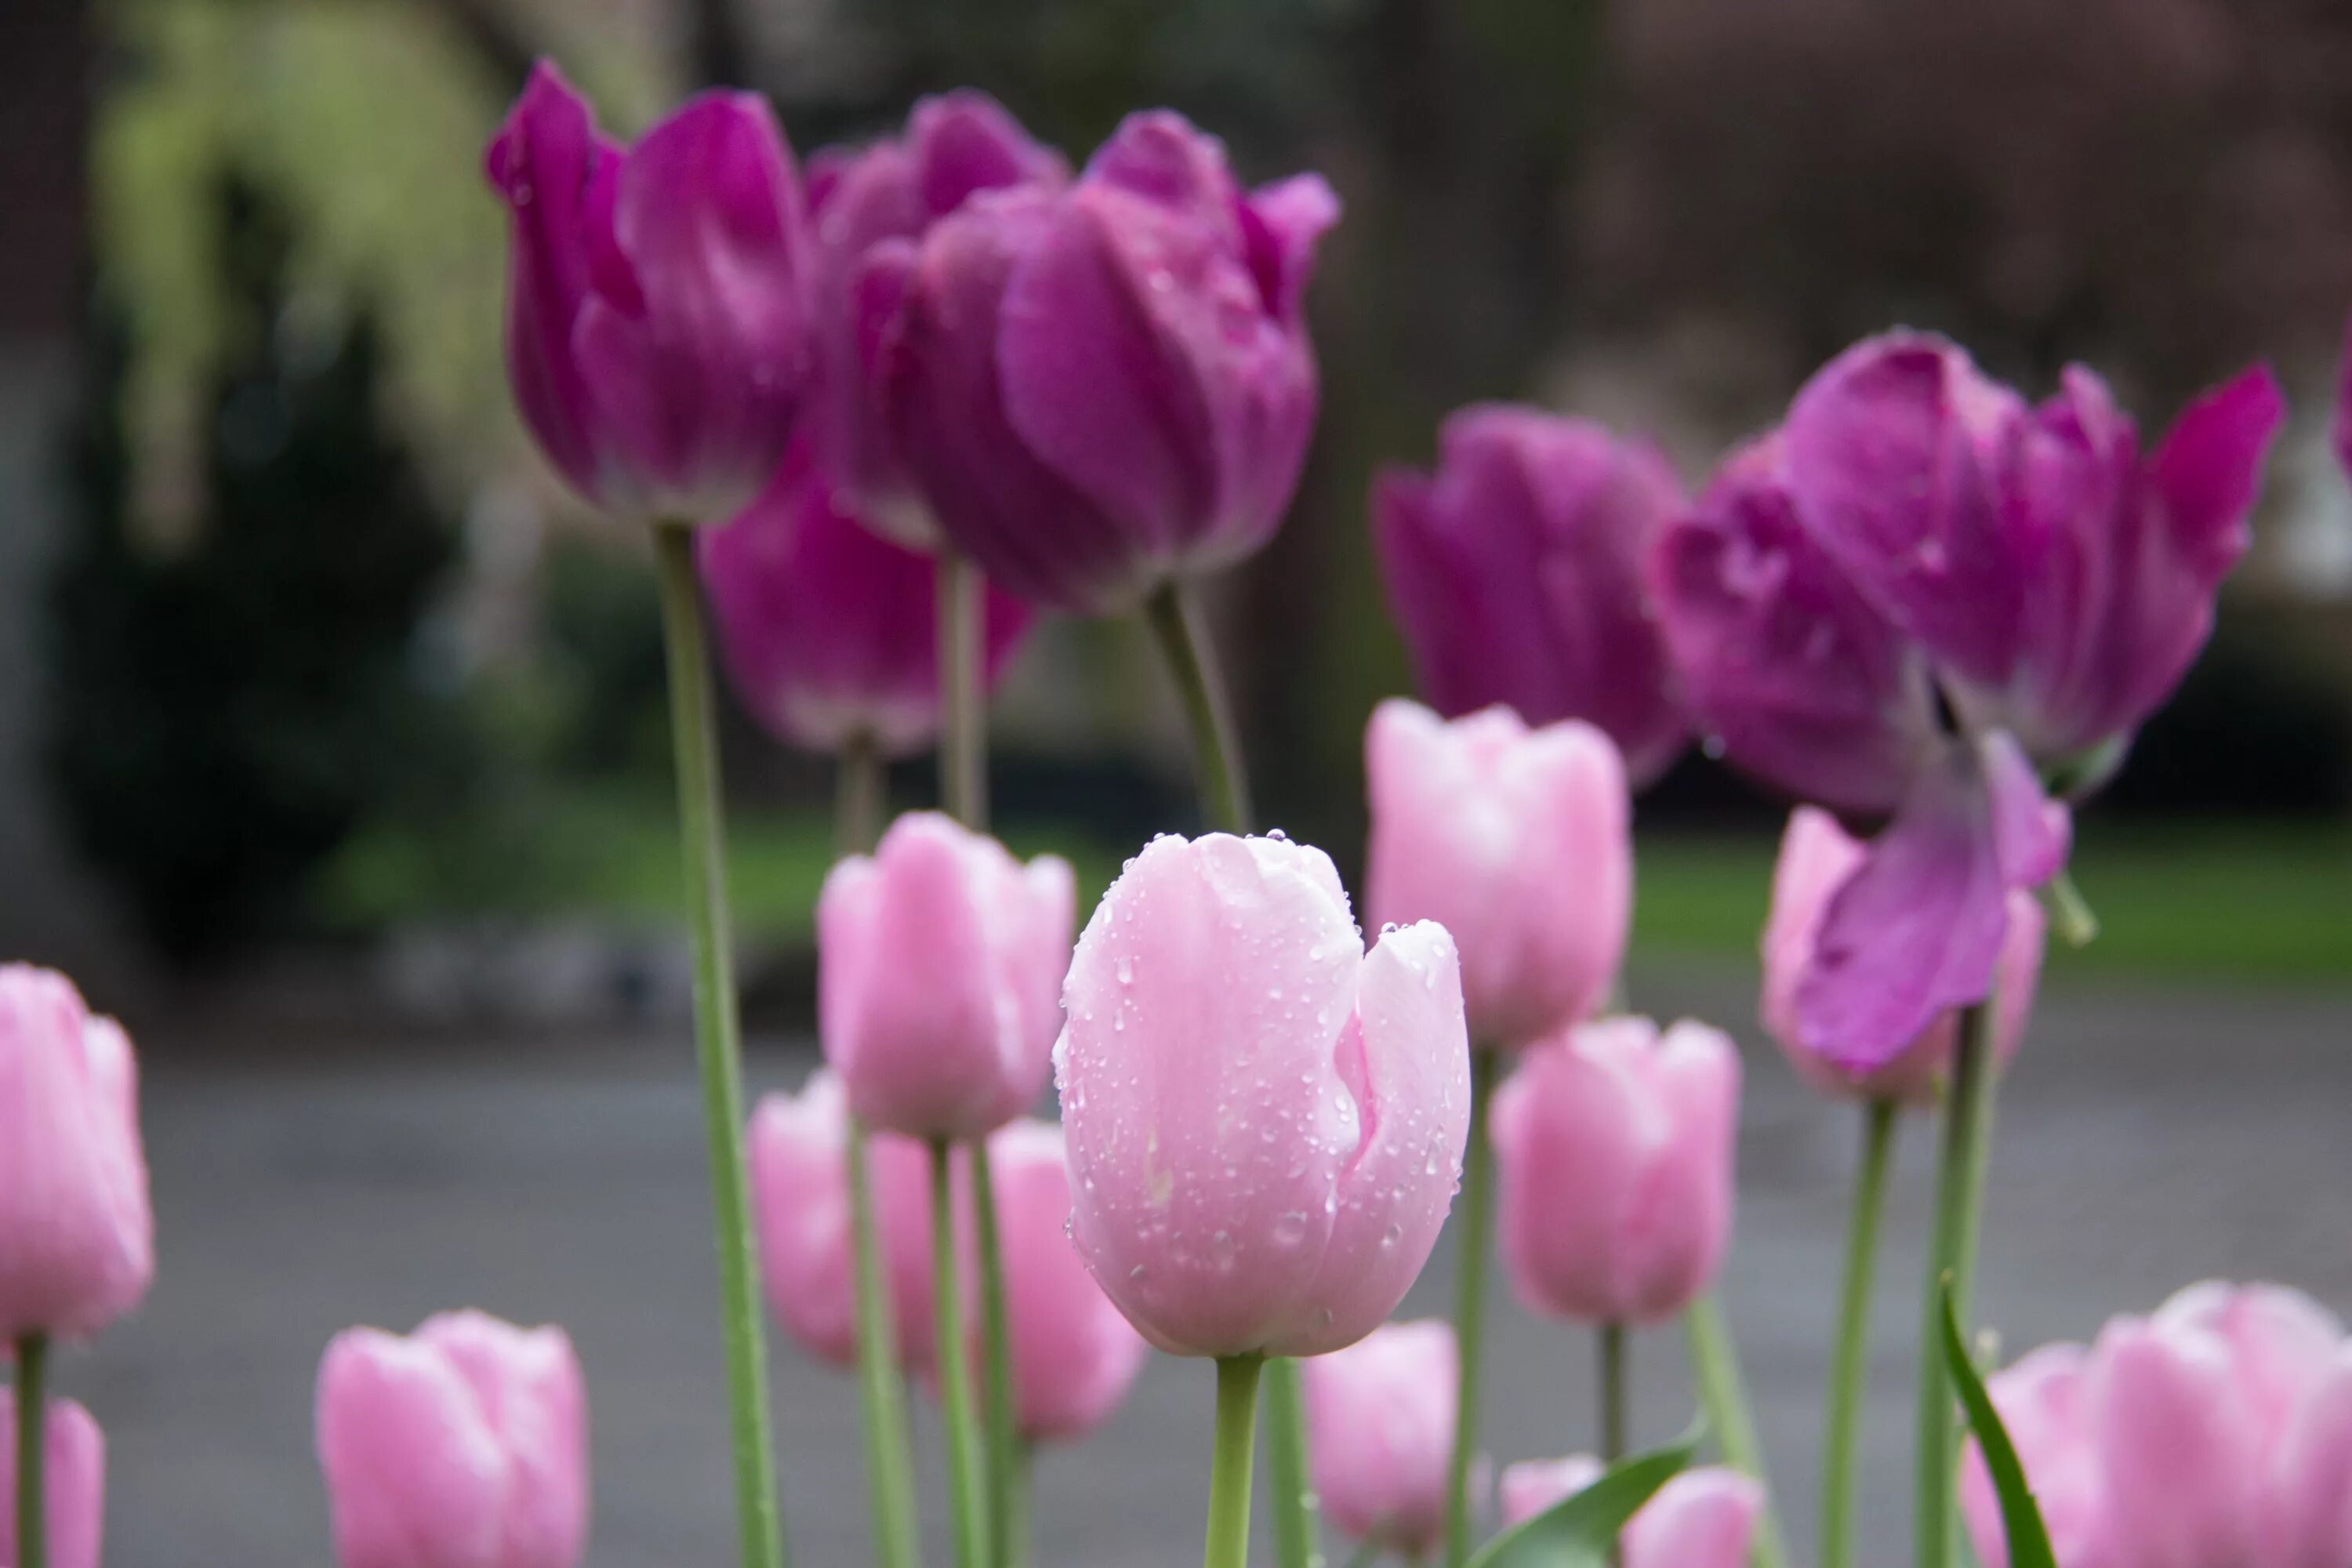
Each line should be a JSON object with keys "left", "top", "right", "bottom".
{"left": 1374, "top": 405, "right": 1689, "bottom": 785}
{"left": 317, "top": 1311, "right": 588, "bottom": 1568}
{"left": 1301, "top": 1319, "right": 1457, "bottom": 1558}
{"left": 804, "top": 92, "right": 1066, "bottom": 546}
{"left": 698, "top": 439, "right": 1035, "bottom": 757}
{"left": 1491, "top": 1017, "right": 1737, "bottom": 1326}
{"left": 819, "top": 811, "right": 1075, "bottom": 1142}
{"left": 485, "top": 60, "right": 815, "bottom": 521}
{"left": 1761, "top": 806, "right": 2045, "bottom": 1102}
{"left": 746, "top": 1069, "right": 937, "bottom": 1372}
{"left": 1500, "top": 1457, "right": 1761, "bottom": 1568}
{"left": 0, "top": 965, "right": 152, "bottom": 1341}
{"left": 877, "top": 111, "right": 1340, "bottom": 612}
{"left": 1058, "top": 832, "right": 1471, "bottom": 1358}
{"left": 0, "top": 1389, "right": 104, "bottom": 1568}
{"left": 1364, "top": 699, "right": 1630, "bottom": 1051}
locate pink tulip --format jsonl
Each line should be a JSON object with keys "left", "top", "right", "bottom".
{"left": 1364, "top": 700, "right": 1631, "bottom": 1050}
{"left": 1491, "top": 1017, "right": 1738, "bottom": 1325}
{"left": 0, "top": 965, "right": 153, "bottom": 1341}
{"left": 1057, "top": 832, "right": 1472, "bottom": 1358}
{"left": 316, "top": 1311, "right": 587, "bottom": 1568}
{"left": 746, "top": 1069, "right": 937, "bottom": 1373}
{"left": 1761, "top": 807, "right": 2046, "bottom": 1103}
{"left": 1301, "top": 1319, "right": 1457, "bottom": 1557}
{"left": 819, "top": 811, "right": 1076, "bottom": 1141}
{"left": 1958, "top": 1344, "right": 2114, "bottom": 1568}
{"left": 982, "top": 1119, "right": 1149, "bottom": 1443}
{"left": 1499, "top": 1457, "right": 1761, "bottom": 1568}
{"left": 0, "top": 1389, "right": 104, "bottom": 1568}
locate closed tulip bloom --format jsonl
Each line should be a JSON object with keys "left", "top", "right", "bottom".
{"left": 1492, "top": 1017, "right": 1737, "bottom": 1325}
{"left": 746, "top": 1070, "right": 936, "bottom": 1372}
{"left": 0, "top": 965, "right": 152, "bottom": 1341}
{"left": 699, "top": 440, "right": 1035, "bottom": 757}
{"left": 878, "top": 111, "right": 1340, "bottom": 612}
{"left": 1959, "top": 1344, "right": 2114, "bottom": 1568}
{"left": 1301, "top": 1318, "right": 1458, "bottom": 1558}
{"left": 1761, "top": 806, "right": 2045, "bottom": 1102}
{"left": 1364, "top": 700, "right": 1630, "bottom": 1051}
{"left": 317, "top": 1311, "right": 587, "bottom": 1568}
{"left": 983, "top": 1119, "right": 1149, "bottom": 1443}
{"left": 1374, "top": 406, "right": 1689, "bottom": 785}
{"left": 0, "top": 1390, "right": 105, "bottom": 1568}
{"left": 1057, "top": 833, "right": 1471, "bottom": 1358}
{"left": 1499, "top": 1457, "right": 1761, "bottom": 1568}
{"left": 486, "top": 60, "right": 815, "bottom": 521}
{"left": 820, "top": 812, "right": 1076, "bottom": 1141}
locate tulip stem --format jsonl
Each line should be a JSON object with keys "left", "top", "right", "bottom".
{"left": 652, "top": 521, "right": 787, "bottom": 1568}
{"left": 1685, "top": 1295, "right": 1789, "bottom": 1568}
{"left": 971, "top": 1139, "right": 1022, "bottom": 1568}
{"left": 931, "top": 1138, "right": 993, "bottom": 1568}
{"left": 938, "top": 551, "right": 987, "bottom": 827}
{"left": 848, "top": 1120, "right": 922, "bottom": 1568}
{"left": 1599, "top": 1323, "right": 1630, "bottom": 1465}
{"left": 838, "top": 732, "right": 886, "bottom": 858}
{"left": 1820, "top": 1100, "right": 1899, "bottom": 1568}
{"left": 1144, "top": 581, "right": 1253, "bottom": 837}
{"left": 1915, "top": 1000, "right": 2000, "bottom": 1568}
{"left": 13, "top": 1333, "right": 46, "bottom": 1568}
{"left": 1443, "top": 1049, "right": 1500, "bottom": 1567}
{"left": 1263, "top": 1355, "right": 1323, "bottom": 1568}
{"left": 1206, "top": 1356, "right": 1266, "bottom": 1568}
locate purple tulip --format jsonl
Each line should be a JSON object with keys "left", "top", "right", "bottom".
{"left": 1374, "top": 405, "right": 1690, "bottom": 786}
{"left": 803, "top": 93, "right": 1067, "bottom": 547}
{"left": 486, "top": 61, "right": 815, "bottom": 522}
{"left": 876, "top": 110, "right": 1340, "bottom": 612}
{"left": 698, "top": 440, "right": 1034, "bottom": 757}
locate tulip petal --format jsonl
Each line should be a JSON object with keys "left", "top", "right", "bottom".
{"left": 2088, "top": 1316, "right": 2263, "bottom": 1568}
{"left": 1624, "top": 1468, "right": 1762, "bottom": 1568}
{"left": 318, "top": 1330, "right": 511, "bottom": 1568}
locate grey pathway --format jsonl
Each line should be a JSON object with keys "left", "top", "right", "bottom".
{"left": 64, "top": 959, "right": 2352, "bottom": 1566}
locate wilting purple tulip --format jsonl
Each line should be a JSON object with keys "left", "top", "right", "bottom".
{"left": 0, "top": 965, "right": 152, "bottom": 1341}
{"left": 0, "top": 1389, "right": 104, "bottom": 1568}
{"left": 317, "top": 1311, "right": 588, "bottom": 1568}
{"left": 1500, "top": 1457, "right": 1761, "bottom": 1568}
{"left": 1302, "top": 1319, "right": 1458, "bottom": 1558}
{"left": 1057, "top": 833, "right": 1470, "bottom": 1358}
{"left": 877, "top": 111, "right": 1340, "bottom": 612}
{"left": 804, "top": 93, "right": 1066, "bottom": 546}
{"left": 1374, "top": 406, "right": 1689, "bottom": 785}
{"left": 699, "top": 440, "right": 1035, "bottom": 757}
{"left": 486, "top": 60, "right": 815, "bottom": 521}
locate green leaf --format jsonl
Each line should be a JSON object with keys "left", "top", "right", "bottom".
{"left": 1461, "top": 1423, "right": 1700, "bottom": 1568}
{"left": 1938, "top": 1282, "right": 2058, "bottom": 1568}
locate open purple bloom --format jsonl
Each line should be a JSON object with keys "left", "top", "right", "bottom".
{"left": 1374, "top": 405, "right": 1690, "bottom": 787}
{"left": 877, "top": 111, "right": 1340, "bottom": 612}
{"left": 487, "top": 61, "right": 815, "bottom": 522}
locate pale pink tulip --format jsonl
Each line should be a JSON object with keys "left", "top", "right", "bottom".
{"left": 1499, "top": 1457, "right": 1761, "bottom": 1568}
{"left": 0, "top": 1389, "right": 105, "bottom": 1568}
{"left": 1302, "top": 1318, "right": 1457, "bottom": 1557}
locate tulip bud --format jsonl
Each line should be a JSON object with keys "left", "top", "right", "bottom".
{"left": 1301, "top": 1319, "right": 1457, "bottom": 1558}
{"left": 699, "top": 441, "right": 1035, "bottom": 757}
{"left": 1761, "top": 807, "right": 2045, "bottom": 1102}
{"left": 1374, "top": 406, "right": 1689, "bottom": 786}
{"left": 485, "top": 60, "right": 815, "bottom": 522}
{"left": 1492, "top": 1017, "right": 1737, "bottom": 1325}
{"left": 0, "top": 1390, "right": 105, "bottom": 1568}
{"left": 746, "top": 1070, "right": 937, "bottom": 1372}
{"left": 0, "top": 965, "right": 153, "bottom": 1341}
{"left": 1958, "top": 1345, "right": 2111, "bottom": 1568}
{"left": 1364, "top": 700, "right": 1630, "bottom": 1051}
{"left": 1057, "top": 832, "right": 1471, "bottom": 1359}
{"left": 819, "top": 812, "right": 1076, "bottom": 1142}
{"left": 878, "top": 111, "right": 1339, "bottom": 612}
{"left": 1499, "top": 1457, "right": 1761, "bottom": 1568}
{"left": 316, "top": 1311, "right": 588, "bottom": 1568}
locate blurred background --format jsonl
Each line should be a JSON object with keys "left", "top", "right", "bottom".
{"left": 2, "top": 0, "right": 2350, "bottom": 1563}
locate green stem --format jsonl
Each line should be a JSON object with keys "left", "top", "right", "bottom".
{"left": 652, "top": 522, "right": 787, "bottom": 1568}
{"left": 1264, "top": 1356, "right": 1323, "bottom": 1568}
{"left": 1206, "top": 1356, "right": 1267, "bottom": 1568}
{"left": 838, "top": 731, "right": 886, "bottom": 858}
{"left": 1820, "top": 1102, "right": 1898, "bottom": 1568}
{"left": 971, "top": 1140, "right": 1021, "bottom": 1568}
{"left": 1144, "top": 582, "right": 1252, "bottom": 836}
{"left": 931, "top": 1138, "right": 992, "bottom": 1568}
{"left": 848, "top": 1121, "right": 922, "bottom": 1568}
{"left": 13, "top": 1333, "right": 47, "bottom": 1568}
{"left": 938, "top": 551, "right": 986, "bottom": 827}
{"left": 1599, "top": 1323, "right": 1629, "bottom": 1465}
{"left": 1444, "top": 1050, "right": 1500, "bottom": 1566}
{"left": 2042, "top": 870, "right": 2100, "bottom": 949}
{"left": 1685, "top": 1295, "right": 1789, "bottom": 1568}
{"left": 1915, "top": 1000, "right": 2002, "bottom": 1568}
